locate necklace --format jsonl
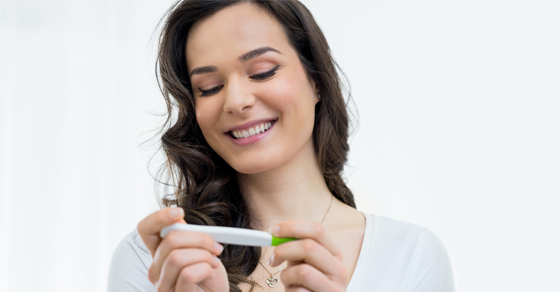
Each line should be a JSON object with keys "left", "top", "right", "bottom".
{"left": 258, "top": 195, "right": 334, "bottom": 288}
{"left": 257, "top": 262, "right": 286, "bottom": 288}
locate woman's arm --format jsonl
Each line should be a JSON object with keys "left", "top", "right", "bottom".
{"left": 107, "top": 230, "right": 155, "bottom": 292}
{"left": 407, "top": 228, "right": 456, "bottom": 292}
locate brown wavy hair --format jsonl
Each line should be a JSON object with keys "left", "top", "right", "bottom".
{"left": 155, "top": 0, "right": 355, "bottom": 291}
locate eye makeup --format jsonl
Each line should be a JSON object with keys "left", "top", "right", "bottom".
{"left": 196, "top": 65, "right": 280, "bottom": 97}
{"left": 250, "top": 65, "right": 280, "bottom": 81}
{"left": 198, "top": 85, "right": 224, "bottom": 97}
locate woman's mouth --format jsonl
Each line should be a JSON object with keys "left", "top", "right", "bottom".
{"left": 230, "top": 120, "right": 276, "bottom": 139}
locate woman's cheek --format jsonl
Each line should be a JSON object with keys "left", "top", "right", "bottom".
{"left": 259, "top": 77, "right": 299, "bottom": 109}
{"left": 195, "top": 100, "right": 222, "bottom": 141}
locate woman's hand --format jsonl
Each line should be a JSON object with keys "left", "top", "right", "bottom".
{"left": 269, "top": 221, "right": 348, "bottom": 292}
{"left": 137, "top": 208, "right": 230, "bottom": 292}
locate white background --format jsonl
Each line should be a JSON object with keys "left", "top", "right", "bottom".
{"left": 1, "top": 0, "right": 559, "bottom": 291}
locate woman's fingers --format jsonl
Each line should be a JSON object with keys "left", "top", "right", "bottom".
{"left": 174, "top": 262, "right": 217, "bottom": 292}
{"left": 137, "top": 209, "right": 229, "bottom": 291}
{"left": 271, "top": 239, "right": 344, "bottom": 277}
{"left": 137, "top": 207, "right": 186, "bottom": 256}
{"left": 156, "top": 248, "right": 221, "bottom": 292}
{"left": 270, "top": 221, "right": 349, "bottom": 291}
{"left": 285, "top": 286, "right": 312, "bottom": 292}
{"left": 270, "top": 221, "right": 343, "bottom": 261}
{"left": 149, "top": 230, "right": 223, "bottom": 284}
{"left": 281, "top": 264, "right": 339, "bottom": 292}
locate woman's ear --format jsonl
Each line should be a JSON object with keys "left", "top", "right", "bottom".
{"left": 312, "top": 79, "right": 318, "bottom": 95}
{"left": 310, "top": 79, "right": 320, "bottom": 103}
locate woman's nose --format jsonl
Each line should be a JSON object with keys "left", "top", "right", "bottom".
{"left": 222, "top": 79, "right": 256, "bottom": 114}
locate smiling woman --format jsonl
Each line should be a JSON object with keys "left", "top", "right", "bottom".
{"left": 190, "top": 8, "right": 320, "bottom": 174}
{"left": 107, "top": 1, "right": 455, "bottom": 292}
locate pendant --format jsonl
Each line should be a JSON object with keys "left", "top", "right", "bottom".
{"left": 266, "top": 276, "right": 279, "bottom": 288}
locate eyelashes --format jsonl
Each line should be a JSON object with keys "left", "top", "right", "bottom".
{"left": 198, "top": 85, "right": 224, "bottom": 97}
{"left": 250, "top": 65, "right": 280, "bottom": 81}
{"left": 197, "top": 65, "right": 280, "bottom": 97}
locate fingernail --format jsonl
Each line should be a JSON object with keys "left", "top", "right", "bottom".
{"left": 269, "top": 254, "right": 275, "bottom": 266}
{"left": 214, "top": 242, "right": 224, "bottom": 254}
{"left": 170, "top": 208, "right": 184, "bottom": 218}
{"left": 269, "top": 225, "right": 280, "bottom": 235}
{"left": 215, "top": 256, "right": 221, "bottom": 263}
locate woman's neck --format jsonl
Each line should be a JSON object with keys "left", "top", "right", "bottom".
{"left": 237, "top": 141, "right": 333, "bottom": 231}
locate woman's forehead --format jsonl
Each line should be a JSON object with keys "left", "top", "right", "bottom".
{"left": 185, "top": 3, "right": 289, "bottom": 70}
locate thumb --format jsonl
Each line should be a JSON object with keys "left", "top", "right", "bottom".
{"left": 137, "top": 207, "right": 185, "bottom": 256}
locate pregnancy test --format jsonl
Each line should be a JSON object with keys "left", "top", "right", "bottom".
{"left": 160, "top": 223, "right": 297, "bottom": 246}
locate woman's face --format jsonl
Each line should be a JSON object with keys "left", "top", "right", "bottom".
{"left": 186, "top": 3, "right": 319, "bottom": 174}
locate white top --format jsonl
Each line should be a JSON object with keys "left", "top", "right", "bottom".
{"left": 107, "top": 213, "right": 456, "bottom": 291}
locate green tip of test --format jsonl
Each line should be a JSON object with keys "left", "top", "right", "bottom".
{"left": 271, "top": 236, "right": 297, "bottom": 246}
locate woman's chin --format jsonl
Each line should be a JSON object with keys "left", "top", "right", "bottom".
{"left": 232, "top": 164, "right": 273, "bottom": 175}
{"left": 229, "top": 159, "right": 280, "bottom": 175}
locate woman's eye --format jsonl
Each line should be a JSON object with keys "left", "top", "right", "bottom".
{"left": 198, "top": 85, "right": 224, "bottom": 97}
{"left": 196, "top": 66, "right": 278, "bottom": 96}
{"left": 250, "top": 65, "right": 280, "bottom": 81}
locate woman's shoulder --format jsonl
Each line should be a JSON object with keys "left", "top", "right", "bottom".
{"left": 362, "top": 213, "right": 451, "bottom": 262}
{"left": 111, "top": 229, "right": 152, "bottom": 266}
{"left": 107, "top": 229, "right": 155, "bottom": 291}
{"left": 351, "top": 213, "right": 456, "bottom": 291}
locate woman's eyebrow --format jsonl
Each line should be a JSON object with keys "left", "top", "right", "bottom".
{"left": 190, "top": 66, "right": 218, "bottom": 77}
{"left": 189, "top": 47, "right": 280, "bottom": 77}
{"left": 239, "top": 46, "right": 281, "bottom": 63}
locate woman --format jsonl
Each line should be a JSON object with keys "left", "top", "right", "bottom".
{"left": 108, "top": 0, "right": 455, "bottom": 291}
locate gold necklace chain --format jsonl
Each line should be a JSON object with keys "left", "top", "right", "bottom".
{"left": 258, "top": 195, "right": 334, "bottom": 288}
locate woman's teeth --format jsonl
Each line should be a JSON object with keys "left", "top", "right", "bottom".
{"left": 231, "top": 122, "right": 273, "bottom": 139}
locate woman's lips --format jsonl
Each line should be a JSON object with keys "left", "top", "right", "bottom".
{"left": 225, "top": 118, "right": 278, "bottom": 133}
{"left": 227, "top": 120, "right": 277, "bottom": 146}
{"left": 230, "top": 120, "right": 274, "bottom": 139}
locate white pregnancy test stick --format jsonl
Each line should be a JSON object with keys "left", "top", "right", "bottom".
{"left": 160, "top": 223, "right": 296, "bottom": 246}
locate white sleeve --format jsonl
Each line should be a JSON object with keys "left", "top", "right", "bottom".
{"left": 407, "top": 228, "right": 456, "bottom": 292}
{"left": 107, "top": 229, "right": 156, "bottom": 292}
